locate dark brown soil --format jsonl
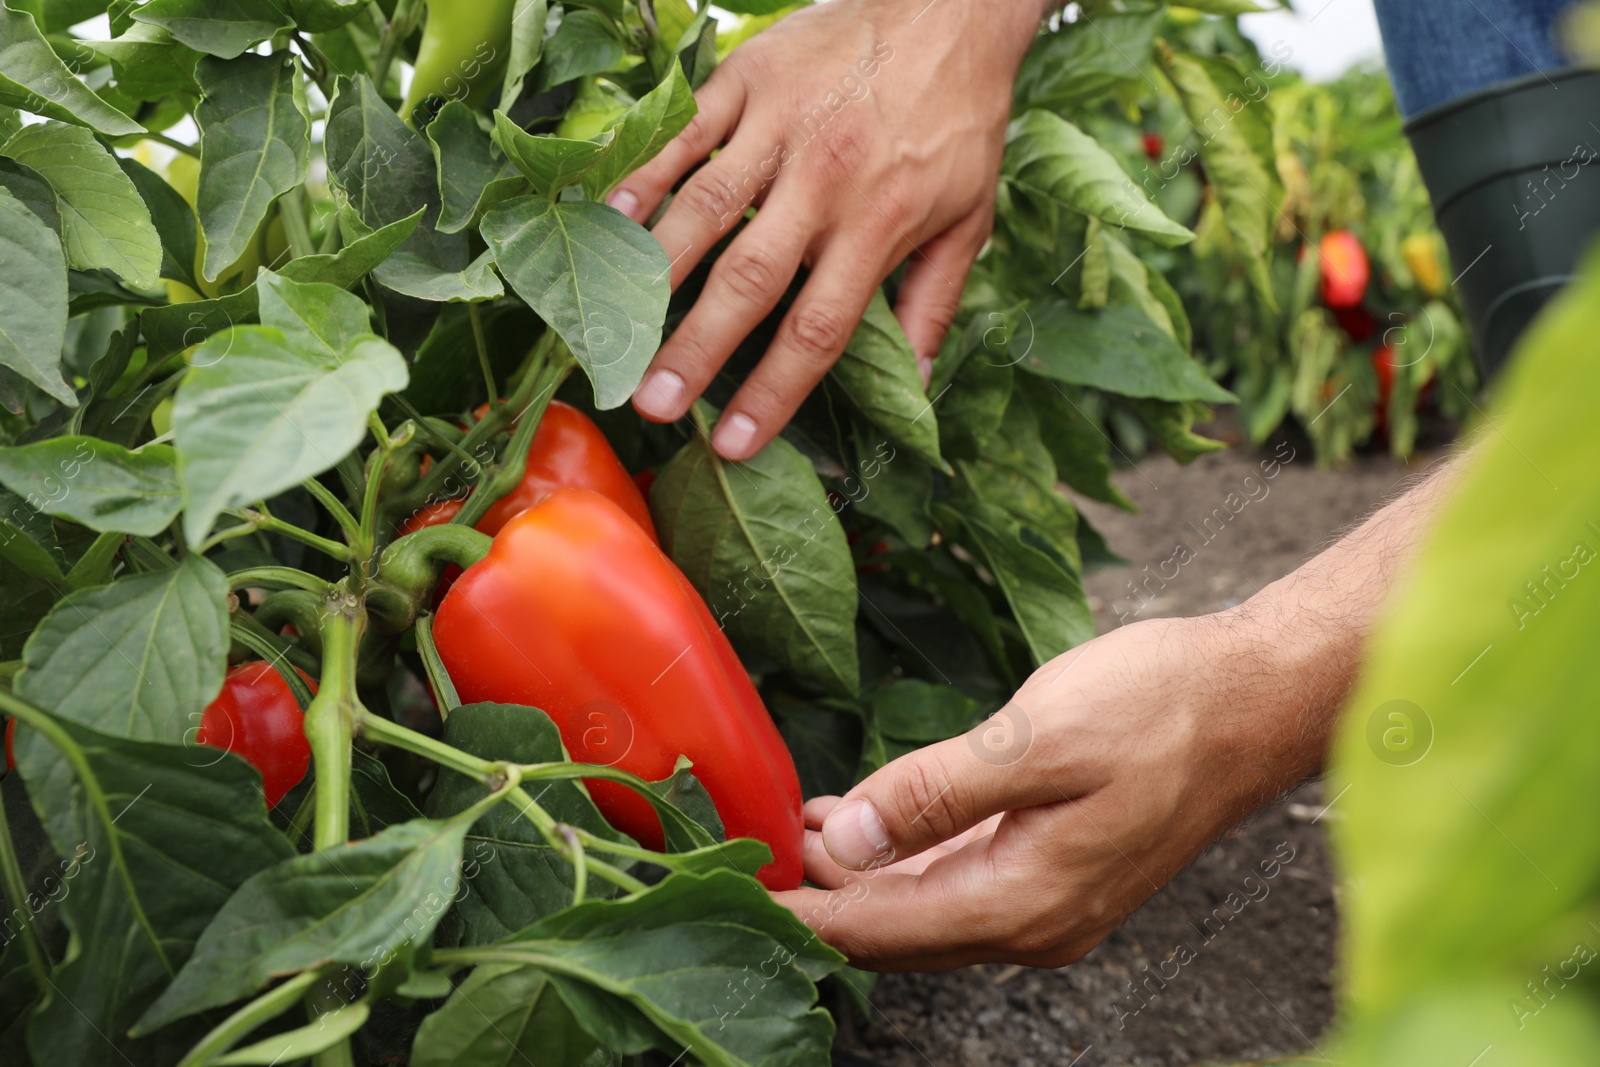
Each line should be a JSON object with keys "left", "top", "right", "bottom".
{"left": 833, "top": 426, "right": 1449, "bottom": 1067}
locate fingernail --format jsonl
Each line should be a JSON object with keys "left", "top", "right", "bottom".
{"left": 712, "top": 412, "right": 759, "bottom": 459}
{"left": 823, "top": 798, "right": 892, "bottom": 870}
{"left": 917, "top": 355, "right": 933, "bottom": 390}
{"left": 633, "top": 369, "right": 686, "bottom": 419}
{"left": 607, "top": 188, "right": 640, "bottom": 220}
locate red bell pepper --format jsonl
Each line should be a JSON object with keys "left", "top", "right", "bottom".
{"left": 399, "top": 400, "right": 655, "bottom": 540}
{"left": 1319, "top": 230, "right": 1370, "bottom": 310}
{"left": 431, "top": 488, "right": 804, "bottom": 890}
{"left": 196, "top": 662, "right": 317, "bottom": 808}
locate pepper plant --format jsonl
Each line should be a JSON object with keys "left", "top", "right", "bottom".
{"left": 0, "top": 0, "right": 1244, "bottom": 1064}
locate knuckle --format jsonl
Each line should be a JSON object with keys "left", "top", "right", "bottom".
{"left": 681, "top": 173, "right": 746, "bottom": 231}
{"left": 810, "top": 125, "right": 869, "bottom": 181}
{"left": 718, "top": 245, "right": 787, "bottom": 306}
{"left": 784, "top": 304, "right": 850, "bottom": 362}
{"left": 891, "top": 757, "right": 963, "bottom": 842}
{"left": 679, "top": 111, "right": 720, "bottom": 154}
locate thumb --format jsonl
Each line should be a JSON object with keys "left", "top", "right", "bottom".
{"left": 821, "top": 702, "right": 1052, "bottom": 870}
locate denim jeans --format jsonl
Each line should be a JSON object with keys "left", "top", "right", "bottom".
{"left": 1374, "top": 0, "right": 1576, "bottom": 118}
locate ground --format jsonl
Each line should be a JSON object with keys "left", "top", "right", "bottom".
{"left": 833, "top": 423, "right": 1447, "bottom": 1067}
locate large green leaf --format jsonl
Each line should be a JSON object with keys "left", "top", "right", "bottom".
{"left": 10, "top": 714, "right": 294, "bottom": 1067}
{"left": 535, "top": 8, "right": 623, "bottom": 89}
{"left": 0, "top": 484, "right": 65, "bottom": 580}
{"left": 411, "top": 964, "right": 598, "bottom": 1067}
{"left": 1019, "top": 298, "right": 1234, "bottom": 403}
{"left": 482, "top": 195, "right": 671, "bottom": 409}
{"left": 1003, "top": 109, "right": 1194, "bottom": 249}
{"left": 653, "top": 401, "right": 859, "bottom": 696}
{"left": 2, "top": 120, "right": 162, "bottom": 290}
{"left": 0, "top": 4, "right": 144, "bottom": 136}
{"left": 1328, "top": 250, "right": 1600, "bottom": 1064}
{"left": 426, "top": 100, "right": 523, "bottom": 235}
{"left": 497, "top": 0, "right": 548, "bottom": 109}
{"left": 425, "top": 702, "right": 634, "bottom": 947}
{"left": 476, "top": 871, "right": 843, "bottom": 1066}
{"left": 194, "top": 53, "right": 311, "bottom": 282}
{"left": 0, "top": 185, "right": 71, "bottom": 404}
{"left": 1159, "top": 49, "right": 1280, "bottom": 309}
{"left": 256, "top": 268, "right": 371, "bottom": 358}
{"left": 17, "top": 553, "right": 230, "bottom": 741}
{"left": 88, "top": 20, "right": 202, "bottom": 102}
{"left": 934, "top": 313, "right": 1015, "bottom": 462}
{"left": 174, "top": 324, "right": 407, "bottom": 544}
{"left": 137, "top": 814, "right": 478, "bottom": 1031}
{"left": 0, "top": 436, "right": 183, "bottom": 535}
{"left": 118, "top": 155, "right": 203, "bottom": 293}
{"left": 833, "top": 290, "right": 944, "bottom": 470}
{"left": 1011, "top": 9, "right": 1163, "bottom": 113}
{"left": 132, "top": 0, "right": 292, "bottom": 59}
{"left": 1022, "top": 377, "right": 1134, "bottom": 510}
{"left": 954, "top": 391, "right": 1082, "bottom": 573}
{"left": 288, "top": 0, "right": 369, "bottom": 32}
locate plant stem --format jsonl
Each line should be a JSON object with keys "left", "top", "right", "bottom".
{"left": 212, "top": 510, "right": 354, "bottom": 562}
{"left": 146, "top": 131, "right": 199, "bottom": 158}
{"left": 357, "top": 710, "right": 492, "bottom": 780}
{"left": 228, "top": 567, "right": 337, "bottom": 596}
{"left": 413, "top": 616, "right": 460, "bottom": 714}
{"left": 451, "top": 345, "right": 575, "bottom": 529}
{"left": 304, "top": 596, "right": 365, "bottom": 850}
{"left": 175, "top": 969, "right": 322, "bottom": 1067}
{"left": 229, "top": 622, "right": 317, "bottom": 709}
{"left": 373, "top": 0, "right": 424, "bottom": 89}
{"left": 278, "top": 191, "right": 317, "bottom": 261}
{"left": 504, "top": 784, "right": 647, "bottom": 893}
{"left": 366, "top": 523, "right": 491, "bottom": 633}
{"left": 468, "top": 303, "right": 497, "bottom": 403}
{"left": 389, "top": 394, "right": 481, "bottom": 473}
{"left": 357, "top": 414, "right": 398, "bottom": 573}
{"left": 0, "top": 783, "right": 51, "bottom": 999}
{"left": 560, "top": 824, "right": 587, "bottom": 904}
{"left": 301, "top": 478, "right": 363, "bottom": 547}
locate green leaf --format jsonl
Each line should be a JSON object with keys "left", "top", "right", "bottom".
{"left": 256, "top": 268, "right": 372, "bottom": 358}
{"left": 138, "top": 207, "right": 424, "bottom": 356}
{"left": 87, "top": 21, "right": 202, "bottom": 102}
{"left": 1103, "top": 228, "right": 1192, "bottom": 351}
{"left": 653, "top": 401, "right": 859, "bottom": 697}
{"left": 426, "top": 702, "right": 633, "bottom": 947}
{"left": 848, "top": 432, "right": 934, "bottom": 546}
{"left": 536, "top": 8, "right": 623, "bottom": 89}
{"left": 833, "top": 290, "right": 944, "bottom": 470}
{"left": 427, "top": 100, "right": 523, "bottom": 235}
{"left": 499, "top": 870, "right": 840, "bottom": 1065}
{"left": 1328, "top": 249, "right": 1600, "bottom": 1064}
{"left": 493, "top": 63, "right": 695, "bottom": 200}
{"left": 10, "top": 715, "right": 294, "bottom": 1067}
{"left": 1022, "top": 377, "right": 1134, "bottom": 511}
{"left": 132, "top": 0, "right": 292, "bottom": 59}
{"left": 938, "top": 499, "right": 1094, "bottom": 667}
{"left": 0, "top": 485, "right": 65, "bottom": 581}
{"left": 1129, "top": 398, "right": 1224, "bottom": 464}
{"left": 482, "top": 195, "right": 670, "bottom": 409}
{"left": 0, "top": 437, "right": 183, "bottom": 535}
{"left": 118, "top": 155, "right": 203, "bottom": 293}
{"left": 0, "top": 186, "right": 72, "bottom": 404}
{"left": 0, "top": 4, "right": 144, "bottom": 136}
{"left": 954, "top": 392, "right": 1083, "bottom": 573}
{"left": 498, "top": 0, "right": 549, "bottom": 109}
{"left": 0, "top": 155, "right": 56, "bottom": 227}
{"left": 1012, "top": 9, "right": 1163, "bottom": 114}
{"left": 137, "top": 814, "right": 479, "bottom": 1031}
{"left": 174, "top": 324, "right": 407, "bottom": 544}
{"left": 287, "top": 0, "right": 369, "bottom": 32}
{"left": 1158, "top": 48, "right": 1280, "bottom": 309}
{"left": 194, "top": 53, "right": 312, "bottom": 282}
{"left": 869, "top": 678, "right": 980, "bottom": 743}
{"left": 1003, "top": 109, "right": 1194, "bottom": 249}
{"left": 934, "top": 314, "right": 1015, "bottom": 462}
{"left": 1019, "top": 299, "right": 1234, "bottom": 403}
{"left": 213, "top": 1001, "right": 371, "bottom": 1065}
{"left": 412, "top": 964, "right": 598, "bottom": 1067}
{"left": 2, "top": 120, "right": 162, "bottom": 290}
{"left": 17, "top": 553, "right": 230, "bottom": 741}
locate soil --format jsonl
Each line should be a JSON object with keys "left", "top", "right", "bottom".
{"left": 832, "top": 423, "right": 1450, "bottom": 1067}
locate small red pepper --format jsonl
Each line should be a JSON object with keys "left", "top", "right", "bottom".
{"left": 196, "top": 662, "right": 317, "bottom": 808}
{"left": 1142, "top": 132, "right": 1164, "bottom": 161}
{"left": 432, "top": 488, "right": 804, "bottom": 890}
{"left": 1319, "top": 230, "right": 1370, "bottom": 310}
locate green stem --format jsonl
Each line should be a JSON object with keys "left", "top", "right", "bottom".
{"left": 373, "top": 0, "right": 424, "bottom": 89}
{"left": 504, "top": 784, "right": 646, "bottom": 893}
{"left": 0, "top": 779, "right": 50, "bottom": 999}
{"left": 211, "top": 510, "right": 354, "bottom": 562}
{"left": 559, "top": 824, "right": 587, "bottom": 905}
{"left": 357, "top": 710, "right": 492, "bottom": 780}
{"left": 146, "top": 131, "right": 198, "bottom": 158}
{"left": 228, "top": 567, "right": 337, "bottom": 596}
{"left": 366, "top": 523, "right": 491, "bottom": 634}
{"left": 357, "top": 414, "right": 399, "bottom": 573}
{"left": 229, "top": 622, "right": 317, "bottom": 710}
{"left": 302, "top": 478, "right": 362, "bottom": 546}
{"left": 175, "top": 969, "right": 322, "bottom": 1067}
{"left": 389, "top": 395, "right": 480, "bottom": 472}
{"left": 304, "top": 597, "right": 365, "bottom": 850}
{"left": 452, "top": 347, "right": 575, "bottom": 529}
{"left": 255, "top": 589, "right": 328, "bottom": 659}
{"left": 468, "top": 303, "right": 497, "bottom": 404}
{"left": 413, "top": 616, "right": 459, "bottom": 714}
{"left": 277, "top": 191, "right": 317, "bottom": 261}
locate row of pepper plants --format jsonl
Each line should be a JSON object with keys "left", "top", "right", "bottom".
{"left": 0, "top": 0, "right": 1261, "bottom": 1064}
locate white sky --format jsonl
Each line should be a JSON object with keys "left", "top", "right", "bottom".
{"left": 1239, "top": 0, "right": 1387, "bottom": 81}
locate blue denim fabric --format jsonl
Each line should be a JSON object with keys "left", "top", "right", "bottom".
{"left": 1374, "top": 0, "right": 1576, "bottom": 118}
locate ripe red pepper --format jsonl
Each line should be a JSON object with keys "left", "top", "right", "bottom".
{"left": 196, "top": 662, "right": 317, "bottom": 808}
{"left": 432, "top": 488, "right": 804, "bottom": 890}
{"left": 399, "top": 400, "right": 655, "bottom": 540}
{"left": 1319, "top": 230, "right": 1370, "bottom": 310}
{"left": 1142, "top": 132, "right": 1164, "bottom": 161}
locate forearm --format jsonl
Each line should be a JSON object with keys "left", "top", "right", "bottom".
{"left": 1208, "top": 445, "right": 1477, "bottom": 804}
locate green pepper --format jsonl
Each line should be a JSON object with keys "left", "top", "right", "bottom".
{"left": 401, "top": 0, "right": 518, "bottom": 124}
{"left": 554, "top": 76, "right": 634, "bottom": 141}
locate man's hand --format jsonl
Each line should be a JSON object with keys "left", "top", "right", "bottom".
{"left": 775, "top": 454, "right": 1471, "bottom": 970}
{"left": 618, "top": 0, "right": 1049, "bottom": 460}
